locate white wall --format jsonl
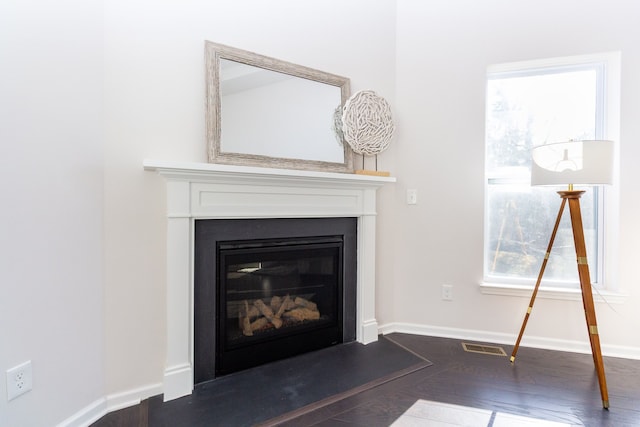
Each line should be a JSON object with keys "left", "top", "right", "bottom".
{"left": 0, "top": 1, "right": 105, "bottom": 425}
{"left": 391, "top": 0, "right": 640, "bottom": 354}
{"left": 103, "top": 0, "right": 397, "bottom": 399}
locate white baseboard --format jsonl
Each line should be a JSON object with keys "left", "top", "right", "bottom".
{"left": 379, "top": 322, "right": 640, "bottom": 360}
{"left": 56, "top": 382, "right": 163, "bottom": 427}
{"left": 360, "top": 319, "right": 380, "bottom": 344}
{"left": 163, "top": 363, "right": 193, "bottom": 402}
{"left": 56, "top": 397, "right": 107, "bottom": 427}
{"left": 106, "top": 382, "right": 163, "bottom": 413}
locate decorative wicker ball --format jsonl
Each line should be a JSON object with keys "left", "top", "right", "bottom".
{"left": 341, "top": 90, "right": 395, "bottom": 156}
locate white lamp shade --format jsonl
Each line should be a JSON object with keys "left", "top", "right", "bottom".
{"left": 531, "top": 140, "right": 614, "bottom": 186}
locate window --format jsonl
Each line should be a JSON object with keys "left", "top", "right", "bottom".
{"left": 484, "top": 53, "right": 619, "bottom": 291}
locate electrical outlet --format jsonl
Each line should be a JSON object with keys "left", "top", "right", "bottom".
{"left": 406, "top": 189, "right": 418, "bottom": 205}
{"left": 442, "top": 284, "right": 453, "bottom": 301}
{"left": 6, "top": 361, "right": 32, "bottom": 401}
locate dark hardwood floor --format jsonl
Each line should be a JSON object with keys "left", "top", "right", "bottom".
{"left": 93, "top": 334, "right": 640, "bottom": 426}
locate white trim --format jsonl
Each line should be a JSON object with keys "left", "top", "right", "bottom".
{"left": 105, "top": 382, "right": 163, "bottom": 413}
{"left": 479, "top": 282, "right": 627, "bottom": 304}
{"left": 56, "top": 398, "right": 107, "bottom": 427}
{"left": 379, "top": 322, "right": 640, "bottom": 361}
{"left": 487, "top": 51, "right": 621, "bottom": 75}
{"left": 54, "top": 383, "right": 162, "bottom": 427}
{"left": 361, "top": 319, "right": 380, "bottom": 344}
{"left": 143, "top": 159, "right": 395, "bottom": 185}
{"left": 163, "top": 363, "right": 193, "bottom": 401}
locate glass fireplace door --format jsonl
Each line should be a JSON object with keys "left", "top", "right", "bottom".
{"left": 216, "top": 236, "right": 344, "bottom": 375}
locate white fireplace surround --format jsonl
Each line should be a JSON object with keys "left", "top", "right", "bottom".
{"left": 144, "top": 160, "right": 395, "bottom": 401}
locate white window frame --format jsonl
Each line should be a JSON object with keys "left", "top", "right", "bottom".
{"left": 480, "top": 52, "right": 622, "bottom": 302}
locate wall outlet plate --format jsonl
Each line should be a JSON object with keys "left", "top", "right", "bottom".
{"left": 6, "top": 360, "right": 32, "bottom": 401}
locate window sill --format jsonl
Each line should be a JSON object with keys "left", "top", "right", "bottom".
{"left": 480, "top": 282, "right": 627, "bottom": 304}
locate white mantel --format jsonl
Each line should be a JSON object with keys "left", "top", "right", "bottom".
{"left": 144, "top": 160, "right": 395, "bottom": 401}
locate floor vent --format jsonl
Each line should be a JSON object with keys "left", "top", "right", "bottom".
{"left": 462, "top": 343, "right": 507, "bottom": 357}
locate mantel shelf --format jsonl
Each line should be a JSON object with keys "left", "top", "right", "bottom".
{"left": 143, "top": 159, "right": 396, "bottom": 188}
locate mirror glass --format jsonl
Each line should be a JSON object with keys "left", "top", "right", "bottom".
{"left": 206, "top": 41, "right": 353, "bottom": 173}
{"left": 220, "top": 59, "right": 345, "bottom": 163}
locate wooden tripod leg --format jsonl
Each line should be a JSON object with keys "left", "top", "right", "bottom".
{"left": 510, "top": 198, "right": 567, "bottom": 363}
{"left": 565, "top": 193, "right": 609, "bottom": 409}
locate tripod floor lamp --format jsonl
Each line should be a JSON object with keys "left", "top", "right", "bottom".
{"left": 510, "top": 140, "right": 614, "bottom": 409}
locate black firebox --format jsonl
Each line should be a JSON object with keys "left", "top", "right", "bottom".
{"left": 194, "top": 218, "right": 357, "bottom": 384}
{"left": 216, "top": 236, "right": 342, "bottom": 375}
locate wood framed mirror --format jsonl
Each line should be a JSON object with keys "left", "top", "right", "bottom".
{"left": 205, "top": 41, "right": 353, "bottom": 173}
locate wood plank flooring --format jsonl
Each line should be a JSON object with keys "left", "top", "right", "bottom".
{"left": 92, "top": 334, "right": 640, "bottom": 426}
{"left": 278, "top": 334, "right": 640, "bottom": 426}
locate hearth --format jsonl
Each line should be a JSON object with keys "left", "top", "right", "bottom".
{"left": 194, "top": 218, "right": 357, "bottom": 384}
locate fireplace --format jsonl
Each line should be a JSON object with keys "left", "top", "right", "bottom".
{"left": 194, "top": 217, "right": 357, "bottom": 383}
{"left": 144, "top": 160, "right": 394, "bottom": 401}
